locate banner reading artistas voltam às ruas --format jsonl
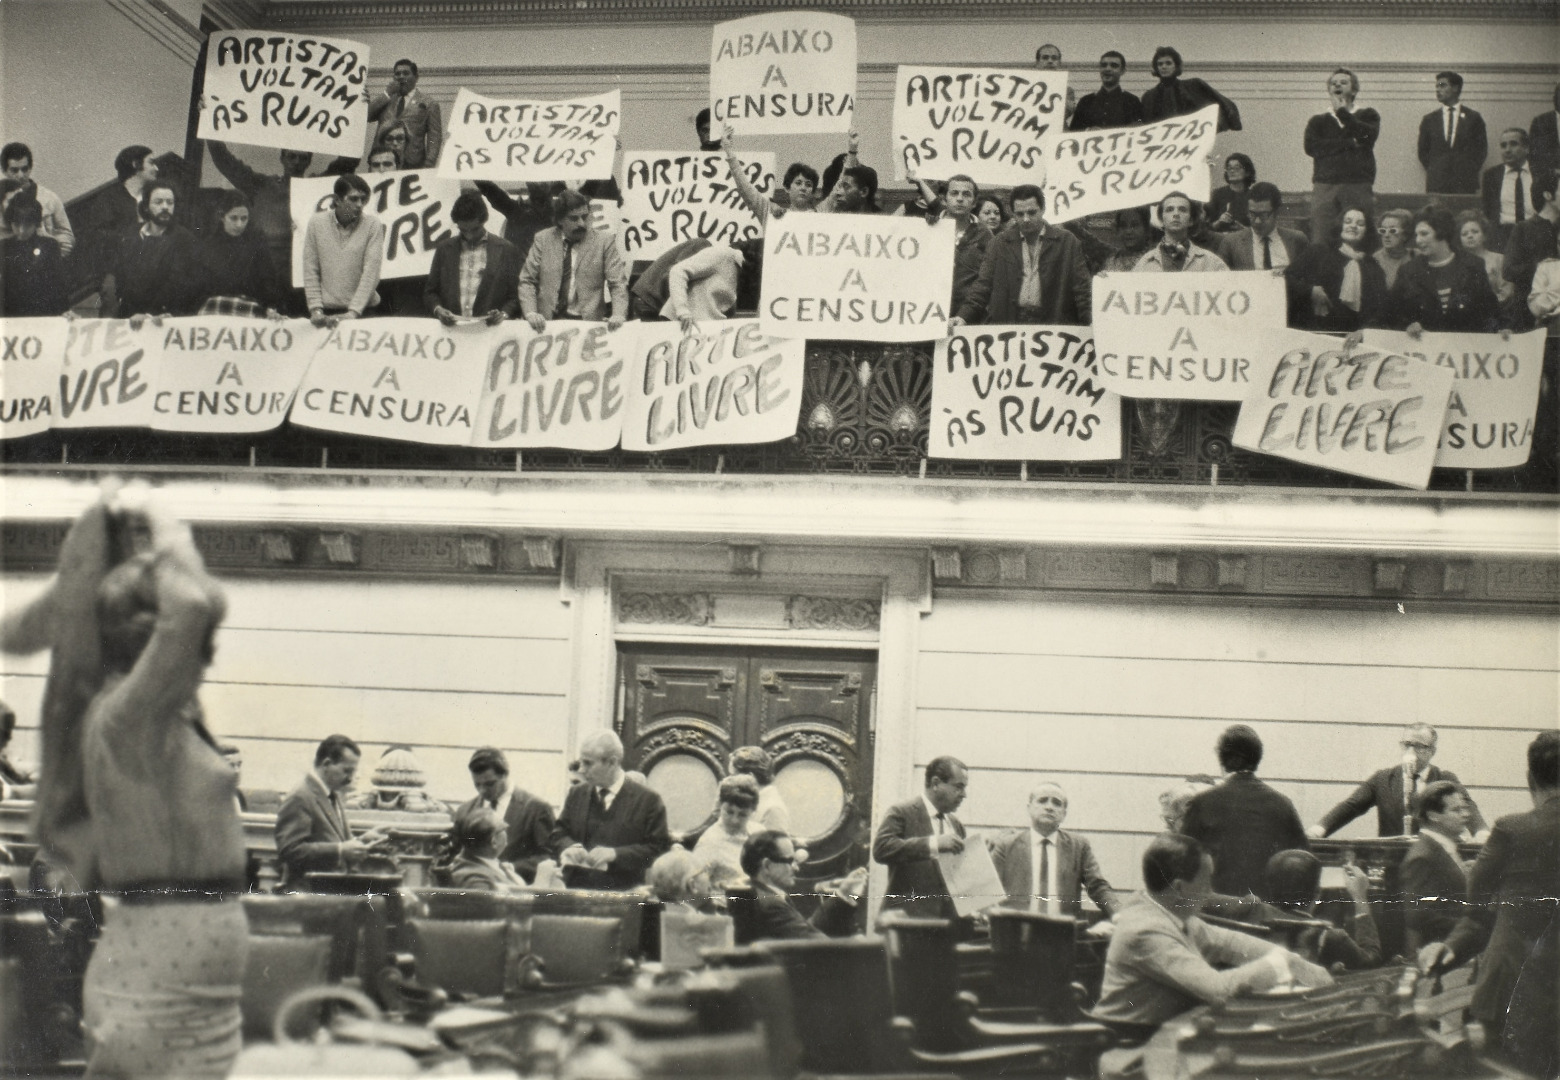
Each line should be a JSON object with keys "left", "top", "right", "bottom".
{"left": 198, "top": 32, "right": 370, "bottom": 157}
{"left": 710, "top": 11, "right": 856, "bottom": 135}
{"left": 148, "top": 318, "right": 324, "bottom": 434}
{"left": 439, "top": 88, "right": 620, "bottom": 182}
{"left": 1043, "top": 104, "right": 1219, "bottom": 225}
{"left": 0, "top": 318, "right": 70, "bottom": 438}
{"left": 472, "top": 321, "right": 632, "bottom": 451}
{"left": 893, "top": 66, "right": 1067, "bottom": 188}
{"left": 618, "top": 152, "right": 777, "bottom": 262}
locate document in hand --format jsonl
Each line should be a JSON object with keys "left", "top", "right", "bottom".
{"left": 936, "top": 838, "right": 1006, "bottom": 918}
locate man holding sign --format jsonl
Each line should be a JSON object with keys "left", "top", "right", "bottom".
{"left": 519, "top": 190, "right": 628, "bottom": 332}
{"left": 424, "top": 192, "right": 519, "bottom": 326}
{"left": 953, "top": 185, "right": 1090, "bottom": 327}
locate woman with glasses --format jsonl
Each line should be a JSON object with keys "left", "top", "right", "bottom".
{"left": 1371, "top": 209, "right": 1416, "bottom": 290}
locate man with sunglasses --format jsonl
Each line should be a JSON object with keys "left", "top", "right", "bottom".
{"left": 1309, "top": 724, "right": 1488, "bottom": 840}
{"left": 741, "top": 830, "right": 865, "bottom": 941}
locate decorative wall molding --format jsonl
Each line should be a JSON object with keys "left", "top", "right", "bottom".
{"left": 105, "top": 0, "right": 203, "bottom": 66}
{"left": 619, "top": 591, "right": 716, "bottom": 625}
{"left": 786, "top": 596, "right": 881, "bottom": 632}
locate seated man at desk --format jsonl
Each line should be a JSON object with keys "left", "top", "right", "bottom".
{"left": 1310, "top": 724, "right": 1487, "bottom": 840}
{"left": 449, "top": 805, "right": 528, "bottom": 892}
{"left": 740, "top": 830, "right": 865, "bottom": 942}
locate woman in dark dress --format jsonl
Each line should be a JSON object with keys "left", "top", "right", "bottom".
{"left": 1, "top": 193, "right": 71, "bottom": 315}
{"left": 1290, "top": 206, "right": 1388, "bottom": 332}
{"left": 189, "top": 189, "right": 284, "bottom": 315}
{"left": 1207, "top": 153, "right": 1256, "bottom": 233}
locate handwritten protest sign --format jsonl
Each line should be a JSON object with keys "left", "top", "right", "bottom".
{"left": 618, "top": 152, "right": 776, "bottom": 261}
{"left": 1232, "top": 332, "right": 1453, "bottom": 489}
{"left": 1, "top": 318, "right": 69, "bottom": 439}
{"left": 439, "top": 88, "right": 620, "bottom": 182}
{"left": 198, "top": 32, "right": 369, "bottom": 157}
{"left": 147, "top": 318, "right": 323, "bottom": 433}
{"left": 290, "top": 169, "right": 501, "bottom": 285}
{"left": 932, "top": 325, "right": 1120, "bottom": 460}
{"left": 893, "top": 67, "right": 1066, "bottom": 187}
{"left": 54, "top": 320, "right": 157, "bottom": 430}
{"left": 1092, "top": 270, "right": 1288, "bottom": 400}
{"left": 760, "top": 214, "right": 955, "bottom": 342}
{"left": 472, "top": 321, "right": 631, "bottom": 451}
{"left": 1043, "top": 105, "right": 1218, "bottom": 225}
{"left": 1364, "top": 328, "right": 1546, "bottom": 470}
{"left": 291, "top": 318, "right": 487, "bottom": 445}
{"left": 710, "top": 11, "right": 856, "bottom": 135}
{"left": 622, "top": 320, "right": 804, "bottom": 450}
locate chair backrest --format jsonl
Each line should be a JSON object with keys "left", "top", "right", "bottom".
{"left": 303, "top": 871, "right": 404, "bottom": 896}
{"left": 242, "top": 893, "right": 367, "bottom": 983}
{"left": 530, "top": 888, "right": 645, "bottom": 962}
{"left": 879, "top": 911, "right": 964, "bottom": 1052}
{"left": 241, "top": 933, "right": 334, "bottom": 1041}
{"left": 987, "top": 907, "right": 1079, "bottom": 1017}
{"left": 405, "top": 917, "right": 509, "bottom": 998}
{"left": 406, "top": 887, "right": 536, "bottom": 924}
{"left": 686, "top": 962, "right": 800, "bottom": 1079}
{"left": 758, "top": 936, "right": 902, "bottom": 1073}
{"left": 528, "top": 914, "right": 625, "bottom": 986}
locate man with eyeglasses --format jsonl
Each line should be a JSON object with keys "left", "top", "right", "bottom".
{"left": 555, "top": 730, "right": 671, "bottom": 890}
{"left": 741, "top": 830, "right": 865, "bottom": 941}
{"left": 873, "top": 755, "right": 969, "bottom": 921}
{"left": 1372, "top": 209, "right": 1415, "bottom": 291}
{"left": 1309, "top": 724, "right": 1488, "bottom": 840}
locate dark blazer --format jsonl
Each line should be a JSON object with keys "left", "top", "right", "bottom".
{"left": 751, "top": 885, "right": 858, "bottom": 942}
{"left": 1318, "top": 764, "right": 1487, "bottom": 838}
{"left": 556, "top": 776, "right": 671, "bottom": 890}
{"left": 1287, "top": 245, "right": 1389, "bottom": 332}
{"left": 1501, "top": 216, "right": 1560, "bottom": 330}
{"left": 955, "top": 224, "right": 1091, "bottom": 326}
{"left": 452, "top": 786, "right": 560, "bottom": 884}
{"left": 1480, "top": 162, "right": 1554, "bottom": 234}
{"left": 1417, "top": 105, "right": 1488, "bottom": 194}
{"left": 1218, "top": 226, "right": 1309, "bottom": 272}
{"left": 1180, "top": 772, "right": 1308, "bottom": 900}
{"left": 1401, "top": 833, "right": 1469, "bottom": 953}
{"left": 989, "top": 827, "right": 1119, "bottom": 917}
{"left": 275, "top": 775, "right": 351, "bottom": 891}
{"left": 423, "top": 234, "right": 522, "bottom": 320}
{"left": 950, "top": 220, "right": 994, "bottom": 317}
{"left": 872, "top": 796, "right": 963, "bottom": 919}
{"left": 1530, "top": 109, "right": 1560, "bottom": 178}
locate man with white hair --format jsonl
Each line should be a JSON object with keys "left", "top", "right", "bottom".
{"left": 555, "top": 730, "right": 671, "bottom": 889}
{"left": 1310, "top": 723, "right": 1488, "bottom": 840}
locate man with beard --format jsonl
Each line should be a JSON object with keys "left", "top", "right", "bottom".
{"left": 104, "top": 180, "right": 197, "bottom": 318}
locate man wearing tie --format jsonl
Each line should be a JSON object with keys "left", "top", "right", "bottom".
{"left": 873, "top": 756, "right": 968, "bottom": 920}
{"left": 275, "top": 734, "right": 388, "bottom": 891}
{"left": 990, "top": 781, "right": 1120, "bottom": 920}
{"left": 451, "top": 746, "right": 560, "bottom": 884}
{"left": 367, "top": 59, "right": 442, "bottom": 169}
{"left": 555, "top": 730, "right": 671, "bottom": 890}
{"left": 1417, "top": 72, "right": 1488, "bottom": 195}
{"left": 519, "top": 190, "right": 629, "bottom": 333}
{"left": 1401, "top": 781, "right": 1475, "bottom": 953}
{"left": 1310, "top": 724, "right": 1488, "bottom": 840}
{"left": 1482, "top": 129, "right": 1554, "bottom": 250}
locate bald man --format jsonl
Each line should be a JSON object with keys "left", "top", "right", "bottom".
{"left": 555, "top": 731, "right": 671, "bottom": 889}
{"left": 990, "top": 781, "right": 1119, "bottom": 918}
{"left": 1311, "top": 724, "right": 1487, "bottom": 840}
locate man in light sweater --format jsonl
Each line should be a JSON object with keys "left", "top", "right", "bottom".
{"left": 303, "top": 172, "right": 384, "bottom": 327}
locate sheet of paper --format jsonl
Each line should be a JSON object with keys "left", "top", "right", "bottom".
{"left": 936, "top": 836, "right": 1006, "bottom": 917}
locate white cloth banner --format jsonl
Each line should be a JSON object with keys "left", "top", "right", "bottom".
{"left": 760, "top": 213, "right": 955, "bottom": 342}
{"left": 1364, "top": 328, "right": 1547, "bottom": 470}
{"left": 471, "top": 321, "right": 632, "bottom": 451}
{"left": 618, "top": 152, "right": 776, "bottom": 261}
{"left": 197, "top": 32, "right": 370, "bottom": 157}
{"left": 0, "top": 318, "right": 70, "bottom": 439}
{"left": 931, "top": 325, "right": 1121, "bottom": 460}
{"left": 1092, "top": 270, "right": 1289, "bottom": 400}
{"left": 148, "top": 317, "right": 324, "bottom": 433}
{"left": 893, "top": 66, "right": 1066, "bottom": 188}
{"left": 621, "top": 319, "right": 804, "bottom": 451}
{"left": 709, "top": 11, "right": 856, "bottom": 135}
{"left": 1043, "top": 105, "right": 1218, "bottom": 225}
{"left": 439, "top": 88, "right": 620, "bottom": 182}
{"left": 54, "top": 320, "right": 158, "bottom": 430}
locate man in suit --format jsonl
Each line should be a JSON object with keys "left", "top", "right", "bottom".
{"left": 1310, "top": 723, "right": 1488, "bottom": 839}
{"left": 449, "top": 805, "right": 528, "bottom": 891}
{"left": 990, "top": 781, "right": 1119, "bottom": 920}
{"left": 949, "top": 184, "right": 1090, "bottom": 327}
{"left": 1220, "top": 182, "right": 1307, "bottom": 270}
{"left": 1529, "top": 83, "right": 1560, "bottom": 179}
{"left": 1482, "top": 128, "right": 1553, "bottom": 250}
{"left": 555, "top": 730, "right": 670, "bottom": 890}
{"left": 741, "top": 830, "right": 863, "bottom": 942}
{"left": 1421, "top": 731, "right": 1560, "bottom": 1080}
{"left": 1181, "top": 725, "right": 1308, "bottom": 900}
{"left": 873, "top": 755, "right": 968, "bottom": 920}
{"left": 1417, "top": 72, "right": 1488, "bottom": 195}
{"left": 519, "top": 190, "right": 628, "bottom": 332}
{"left": 368, "top": 59, "right": 442, "bottom": 169}
{"left": 1502, "top": 171, "right": 1560, "bottom": 328}
{"left": 275, "top": 734, "right": 388, "bottom": 891}
{"left": 424, "top": 192, "right": 521, "bottom": 327}
{"left": 450, "top": 746, "right": 559, "bottom": 884}
{"left": 1401, "top": 780, "right": 1474, "bottom": 953}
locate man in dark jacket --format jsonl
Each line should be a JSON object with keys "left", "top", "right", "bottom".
{"left": 1417, "top": 72, "right": 1487, "bottom": 195}
{"left": 873, "top": 755, "right": 968, "bottom": 920}
{"left": 555, "top": 730, "right": 671, "bottom": 890}
{"left": 1310, "top": 723, "right": 1487, "bottom": 839}
{"left": 741, "top": 830, "right": 862, "bottom": 941}
{"left": 104, "top": 180, "right": 198, "bottom": 318}
{"left": 1401, "top": 781, "right": 1474, "bottom": 954}
{"left": 951, "top": 184, "right": 1089, "bottom": 327}
{"left": 450, "top": 746, "right": 559, "bottom": 884}
{"left": 425, "top": 192, "right": 521, "bottom": 326}
{"left": 1481, "top": 128, "right": 1554, "bottom": 250}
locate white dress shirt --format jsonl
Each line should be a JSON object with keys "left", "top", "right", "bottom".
{"left": 1250, "top": 230, "right": 1290, "bottom": 270}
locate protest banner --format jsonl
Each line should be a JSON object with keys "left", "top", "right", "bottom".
{"left": 472, "top": 321, "right": 631, "bottom": 451}
{"left": 291, "top": 317, "right": 487, "bottom": 445}
{"left": 1042, "top": 105, "right": 1218, "bottom": 225}
{"left": 198, "top": 32, "right": 369, "bottom": 157}
{"left": 710, "top": 11, "right": 856, "bottom": 135}
{"left": 621, "top": 320, "right": 804, "bottom": 451}
{"left": 1364, "top": 328, "right": 1546, "bottom": 470}
{"left": 618, "top": 152, "right": 776, "bottom": 261}
{"left": 290, "top": 169, "right": 501, "bottom": 285}
{"left": 760, "top": 214, "right": 955, "bottom": 342}
{"left": 893, "top": 66, "right": 1066, "bottom": 188}
{"left": 1092, "top": 270, "right": 1288, "bottom": 400}
{"left": 439, "top": 88, "right": 620, "bottom": 182}
{"left": 147, "top": 317, "right": 324, "bottom": 434}
{"left": 54, "top": 320, "right": 158, "bottom": 431}
{"left": 931, "top": 325, "right": 1121, "bottom": 461}
{"left": 0, "top": 318, "right": 69, "bottom": 439}
{"left": 1232, "top": 331, "right": 1454, "bottom": 490}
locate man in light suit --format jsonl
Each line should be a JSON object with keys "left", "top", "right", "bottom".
{"left": 990, "top": 781, "right": 1119, "bottom": 920}
{"left": 555, "top": 730, "right": 671, "bottom": 890}
{"left": 367, "top": 59, "right": 442, "bottom": 169}
{"left": 449, "top": 805, "right": 528, "bottom": 892}
{"left": 275, "top": 734, "right": 387, "bottom": 891}
{"left": 1310, "top": 723, "right": 1487, "bottom": 839}
{"left": 519, "top": 190, "right": 628, "bottom": 332}
{"left": 1219, "top": 182, "right": 1308, "bottom": 270}
{"left": 1401, "top": 780, "right": 1474, "bottom": 953}
{"left": 451, "top": 746, "right": 560, "bottom": 884}
{"left": 872, "top": 755, "right": 968, "bottom": 920}
{"left": 1417, "top": 71, "right": 1488, "bottom": 195}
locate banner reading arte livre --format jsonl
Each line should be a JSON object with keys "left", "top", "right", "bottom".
{"left": 198, "top": 32, "right": 369, "bottom": 157}
{"left": 618, "top": 152, "right": 776, "bottom": 261}
{"left": 1364, "top": 328, "right": 1546, "bottom": 470}
{"left": 472, "top": 321, "right": 633, "bottom": 451}
{"left": 148, "top": 318, "right": 324, "bottom": 433}
{"left": 1092, "top": 270, "right": 1288, "bottom": 400}
{"left": 622, "top": 320, "right": 804, "bottom": 451}
{"left": 931, "top": 325, "right": 1121, "bottom": 460}
{"left": 1232, "top": 330, "right": 1454, "bottom": 490}
{"left": 0, "top": 318, "right": 70, "bottom": 439}
{"left": 760, "top": 213, "right": 955, "bottom": 343}
{"left": 439, "top": 88, "right": 620, "bottom": 182}
{"left": 893, "top": 67, "right": 1066, "bottom": 188}
{"left": 55, "top": 320, "right": 158, "bottom": 431}
{"left": 1043, "top": 105, "right": 1218, "bottom": 225}
{"left": 710, "top": 11, "right": 856, "bottom": 135}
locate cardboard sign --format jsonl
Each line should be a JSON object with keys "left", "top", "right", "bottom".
{"left": 54, "top": 320, "right": 157, "bottom": 430}
{"left": 439, "top": 88, "right": 620, "bottom": 182}
{"left": 760, "top": 214, "right": 955, "bottom": 342}
{"left": 1364, "top": 328, "right": 1547, "bottom": 470}
{"left": 622, "top": 320, "right": 804, "bottom": 450}
{"left": 198, "top": 32, "right": 370, "bottom": 157}
{"left": 0, "top": 318, "right": 68, "bottom": 439}
{"left": 1043, "top": 105, "right": 1218, "bottom": 225}
{"left": 471, "top": 321, "right": 631, "bottom": 451}
{"left": 148, "top": 317, "right": 323, "bottom": 433}
{"left": 290, "top": 317, "right": 487, "bottom": 445}
{"left": 1232, "top": 332, "right": 1454, "bottom": 490}
{"left": 289, "top": 169, "right": 501, "bottom": 286}
{"left": 893, "top": 66, "right": 1066, "bottom": 187}
{"left": 932, "top": 325, "right": 1121, "bottom": 460}
{"left": 1092, "top": 270, "right": 1288, "bottom": 400}
{"left": 618, "top": 152, "right": 776, "bottom": 261}
{"left": 709, "top": 11, "right": 856, "bottom": 135}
